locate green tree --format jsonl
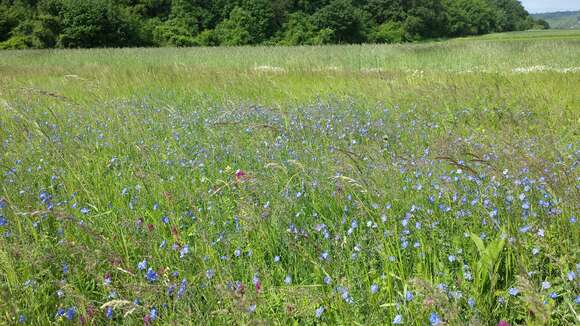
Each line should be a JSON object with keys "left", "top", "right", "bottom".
{"left": 313, "top": 0, "right": 366, "bottom": 43}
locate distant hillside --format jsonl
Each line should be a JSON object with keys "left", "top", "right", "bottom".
{"left": 533, "top": 11, "right": 580, "bottom": 29}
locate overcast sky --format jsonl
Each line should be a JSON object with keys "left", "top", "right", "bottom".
{"left": 520, "top": 0, "right": 580, "bottom": 13}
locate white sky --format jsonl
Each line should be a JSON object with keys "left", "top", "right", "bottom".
{"left": 520, "top": 0, "right": 580, "bottom": 13}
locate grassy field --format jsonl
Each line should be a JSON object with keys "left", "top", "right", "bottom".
{"left": 0, "top": 30, "right": 579, "bottom": 325}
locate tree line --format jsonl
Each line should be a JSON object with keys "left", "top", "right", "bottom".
{"left": 0, "top": 0, "right": 550, "bottom": 49}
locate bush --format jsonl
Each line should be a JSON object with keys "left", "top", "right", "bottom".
{"left": 215, "top": 7, "right": 257, "bottom": 46}
{"left": 0, "top": 35, "right": 34, "bottom": 49}
{"left": 277, "top": 12, "right": 318, "bottom": 45}
{"left": 153, "top": 18, "right": 198, "bottom": 46}
{"left": 370, "top": 21, "right": 404, "bottom": 43}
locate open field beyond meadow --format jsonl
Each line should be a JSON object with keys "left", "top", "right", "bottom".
{"left": 0, "top": 30, "right": 579, "bottom": 324}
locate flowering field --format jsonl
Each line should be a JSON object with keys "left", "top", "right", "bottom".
{"left": 0, "top": 32, "right": 579, "bottom": 324}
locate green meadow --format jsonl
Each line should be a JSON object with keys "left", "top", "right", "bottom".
{"left": 0, "top": 30, "right": 579, "bottom": 324}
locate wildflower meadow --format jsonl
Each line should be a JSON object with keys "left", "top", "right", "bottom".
{"left": 0, "top": 30, "right": 579, "bottom": 324}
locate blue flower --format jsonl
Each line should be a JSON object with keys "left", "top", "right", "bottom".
{"left": 393, "top": 314, "right": 403, "bottom": 324}
{"left": 324, "top": 276, "right": 332, "bottom": 284}
{"left": 137, "top": 259, "right": 147, "bottom": 270}
{"left": 370, "top": 284, "right": 379, "bottom": 294}
{"left": 65, "top": 307, "right": 76, "bottom": 320}
{"left": 80, "top": 207, "right": 89, "bottom": 214}
{"left": 468, "top": 297, "right": 476, "bottom": 308}
{"left": 315, "top": 306, "right": 325, "bottom": 318}
{"left": 284, "top": 275, "right": 292, "bottom": 285}
{"left": 145, "top": 268, "right": 158, "bottom": 282}
{"left": 55, "top": 308, "right": 65, "bottom": 318}
{"left": 508, "top": 287, "right": 519, "bottom": 296}
{"left": 179, "top": 244, "right": 189, "bottom": 258}
{"left": 405, "top": 291, "right": 414, "bottom": 301}
{"left": 541, "top": 281, "right": 551, "bottom": 290}
{"left": 18, "top": 314, "right": 26, "bottom": 324}
{"left": 0, "top": 216, "right": 7, "bottom": 227}
{"left": 62, "top": 263, "right": 68, "bottom": 274}
{"left": 429, "top": 312, "right": 442, "bottom": 325}
{"left": 177, "top": 279, "right": 187, "bottom": 298}
{"left": 161, "top": 216, "right": 170, "bottom": 224}
{"left": 105, "top": 306, "right": 113, "bottom": 319}
{"left": 150, "top": 307, "right": 157, "bottom": 320}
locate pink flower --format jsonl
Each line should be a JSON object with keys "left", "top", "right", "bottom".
{"left": 498, "top": 320, "right": 510, "bottom": 326}
{"left": 235, "top": 169, "right": 247, "bottom": 182}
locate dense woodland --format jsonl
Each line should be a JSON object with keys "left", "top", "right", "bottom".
{"left": 0, "top": 0, "right": 549, "bottom": 49}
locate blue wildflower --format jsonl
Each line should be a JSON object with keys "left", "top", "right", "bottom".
{"left": 405, "top": 291, "right": 414, "bottom": 301}
{"left": 315, "top": 306, "right": 325, "bottom": 318}
{"left": 150, "top": 307, "right": 157, "bottom": 320}
{"left": 145, "top": 268, "right": 157, "bottom": 282}
{"left": 0, "top": 216, "right": 7, "bottom": 226}
{"left": 105, "top": 306, "right": 113, "bottom": 319}
{"left": 177, "top": 279, "right": 187, "bottom": 298}
{"left": 370, "top": 284, "right": 379, "bottom": 294}
{"left": 161, "top": 216, "right": 169, "bottom": 224}
{"left": 137, "top": 259, "right": 147, "bottom": 271}
{"left": 65, "top": 307, "right": 76, "bottom": 320}
{"left": 508, "top": 287, "right": 519, "bottom": 296}
{"left": 179, "top": 244, "right": 189, "bottom": 258}
{"left": 393, "top": 314, "right": 403, "bottom": 324}
{"left": 80, "top": 207, "right": 89, "bottom": 214}
{"left": 468, "top": 297, "right": 476, "bottom": 308}
{"left": 18, "top": 314, "right": 26, "bottom": 324}
{"left": 429, "top": 312, "right": 442, "bottom": 325}
{"left": 541, "top": 281, "right": 551, "bottom": 290}
{"left": 55, "top": 308, "right": 65, "bottom": 318}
